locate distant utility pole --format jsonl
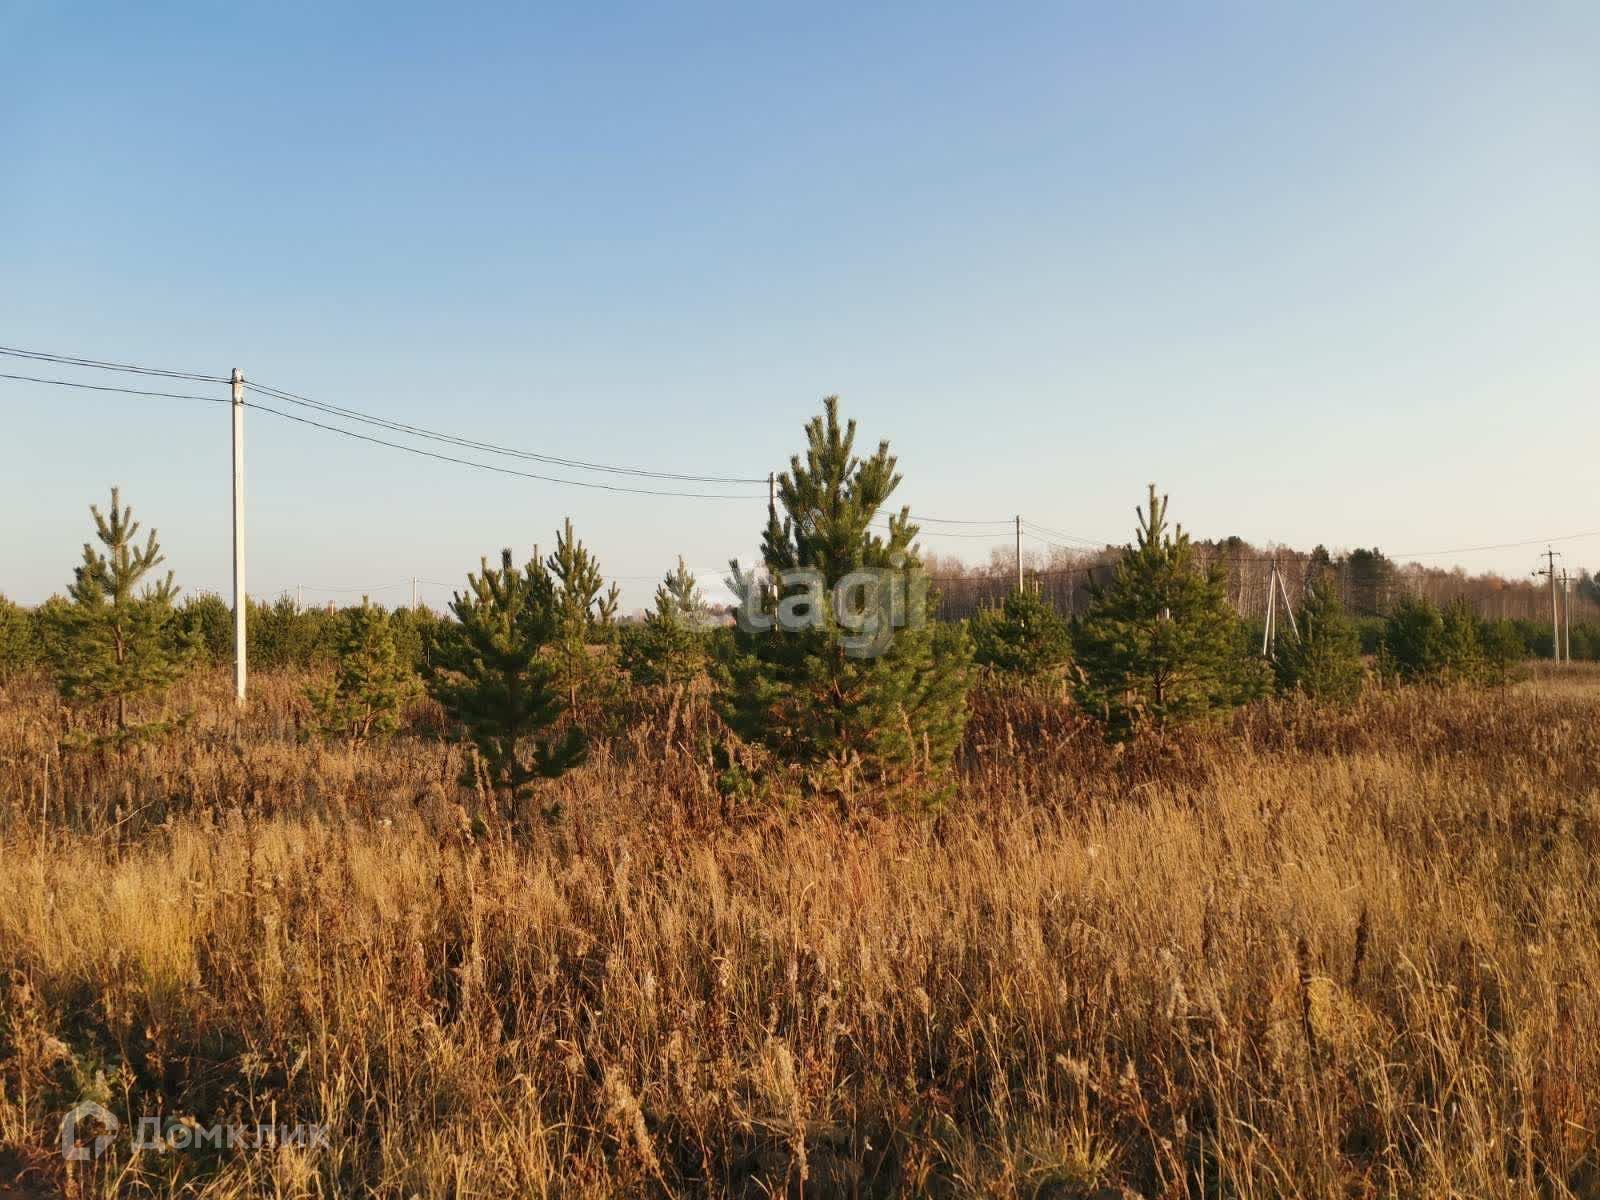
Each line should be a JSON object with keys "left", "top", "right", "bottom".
{"left": 296, "top": 584, "right": 303, "bottom": 614}
{"left": 767, "top": 471, "right": 776, "bottom": 511}
{"left": 231, "top": 367, "right": 247, "bottom": 706}
{"left": 1561, "top": 569, "right": 1572, "bottom": 663}
{"left": 1015, "top": 515, "right": 1023, "bottom": 593}
{"left": 1261, "top": 560, "right": 1276, "bottom": 657}
{"left": 1536, "top": 548, "right": 1563, "bottom": 664}
{"left": 411, "top": 577, "right": 418, "bottom": 613}
{"left": 1260, "top": 557, "right": 1300, "bottom": 660}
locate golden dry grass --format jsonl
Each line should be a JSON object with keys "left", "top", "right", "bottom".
{"left": 2, "top": 668, "right": 1599, "bottom": 1197}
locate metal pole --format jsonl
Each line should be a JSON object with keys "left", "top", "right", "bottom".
{"left": 231, "top": 368, "right": 247, "bottom": 705}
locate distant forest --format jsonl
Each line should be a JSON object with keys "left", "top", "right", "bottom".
{"left": 931, "top": 540, "right": 1599, "bottom": 649}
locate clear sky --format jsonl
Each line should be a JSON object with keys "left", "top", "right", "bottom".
{"left": 3, "top": 2, "right": 1596, "bottom": 611}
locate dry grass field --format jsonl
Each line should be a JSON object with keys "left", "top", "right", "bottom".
{"left": 2, "top": 667, "right": 1599, "bottom": 1198}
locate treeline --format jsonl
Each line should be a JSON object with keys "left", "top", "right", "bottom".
{"left": 0, "top": 398, "right": 1591, "bottom": 816}
{"left": 0, "top": 590, "right": 447, "bottom": 679}
{"left": 932, "top": 538, "right": 1599, "bottom": 631}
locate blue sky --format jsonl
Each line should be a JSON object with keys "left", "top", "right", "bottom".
{"left": 3, "top": 2, "right": 1596, "bottom": 610}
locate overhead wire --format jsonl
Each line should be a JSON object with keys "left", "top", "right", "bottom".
{"left": 244, "top": 378, "right": 765, "bottom": 485}
{"left": 4, "top": 341, "right": 1597, "bottom": 571}
{"left": 0, "top": 368, "right": 762, "bottom": 499}
{"left": 0, "top": 344, "right": 228, "bottom": 384}
{"left": 1023, "top": 518, "right": 1113, "bottom": 547}
{"left": 0, "top": 370, "right": 227, "bottom": 405}
{"left": 243, "top": 399, "right": 766, "bottom": 500}
{"left": 294, "top": 580, "right": 409, "bottom": 594}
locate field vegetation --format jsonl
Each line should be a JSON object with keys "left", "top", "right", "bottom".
{"left": 4, "top": 399, "right": 1598, "bottom": 1197}
{"left": 2, "top": 668, "right": 1599, "bottom": 1197}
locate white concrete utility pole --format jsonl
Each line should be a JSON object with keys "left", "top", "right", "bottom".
{"left": 1015, "top": 515, "right": 1023, "bottom": 593}
{"left": 1536, "top": 548, "right": 1562, "bottom": 665}
{"left": 1561, "top": 569, "right": 1572, "bottom": 664}
{"left": 231, "top": 367, "right": 247, "bottom": 705}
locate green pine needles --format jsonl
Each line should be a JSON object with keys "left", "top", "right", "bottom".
{"left": 0, "top": 595, "right": 41, "bottom": 683}
{"left": 1073, "top": 484, "right": 1261, "bottom": 735}
{"left": 720, "top": 396, "right": 972, "bottom": 809}
{"left": 307, "top": 600, "right": 419, "bottom": 742}
{"left": 623, "top": 557, "right": 711, "bottom": 688}
{"left": 425, "top": 547, "right": 585, "bottom": 816}
{"left": 54, "top": 488, "right": 190, "bottom": 733}
{"left": 971, "top": 587, "right": 1072, "bottom": 677}
{"left": 547, "top": 517, "right": 623, "bottom": 712}
{"left": 1380, "top": 594, "right": 1485, "bottom": 685}
{"left": 1273, "top": 580, "right": 1365, "bottom": 702}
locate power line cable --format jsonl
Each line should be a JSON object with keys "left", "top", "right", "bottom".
{"left": 295, "top": 580, "right": 409, "bottom": 594}
{"left": 1023, "top": 519, "right": 1112, "bottom": 547}
{"left": 0, "top": 370, "right": 227, "bottom": 404}
{"left": 1392, "top": 531, "right": 1600, "bottom": 559}
{"left": 867, "top": 519, "right": 1011, "bottom": 540}
{"left": 1023, "top": 529, "right": 1101, "bottom": 554}
{"left": 245, "top": 379, "right": 765, "bottom": 485}
{"left": 245, "top": 399, "right": 766, "bottom": 500}
{"left": 0, "top": 341, "right": 771, "bottom": 484}
{"left": 0, "top": 344, "right": 227, "bottom": 384}
{"left": 897, "top": 513, "right": 1014, "bottom": 526}
{"left": 7, "top": 343, "right": 1597, "bottom": 564}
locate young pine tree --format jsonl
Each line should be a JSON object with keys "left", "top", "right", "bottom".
{"left": 546, "top": 518, "right": 622, "bottom": 710}
{"left": 622, "top": 557, "right": 710, "bottom": 688}
{"left": 1273, "top": 581, "right": 1364, "bottom": 702}
{"left": 424, "top": 549, "right": 584, "bottom": 813}
{"left": 1380, "top": 595, "right": 1446, "bottom": 684}
{"left": 0, "top": 595, "right": 41, "bottom": 683}
{"left": 1073, "top": 485, "right": 1258, "bottom": 735}
{"left": 388, "top": 604, "right": 446, "bottom": 671}
{"left": 55, "top": 488, "right": 191, "bottom": 732}
{"left": 1479, "top": 618, "right": 1525, "bottom": 686}
{"left": 1439, "top": 599, "right": 1484, "bottom": 683}
{"left": 970, "top": 586, "right": 1072, "bottom": 677}
{"left": 307, "top": 600, "right": 419, "bottom": 742}
{"left": 176, "top": 592, "right": 234, "bottom": 668}
{"left": 720, "top": 396, "right": 972, "bottom": 809}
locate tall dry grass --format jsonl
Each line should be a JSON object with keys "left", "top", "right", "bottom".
{"left": 2, "top": 669, "right": 1599, "bottom": 1197}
